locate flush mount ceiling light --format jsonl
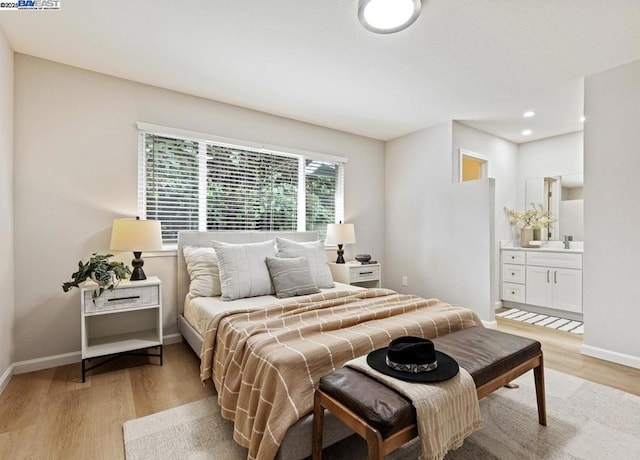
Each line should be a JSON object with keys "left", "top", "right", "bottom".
{"left": 522, "top": 129, "right": 532, "bottom": 136}
{"left": 358, "top": 0, "right": 422, "bottom": 34}
{"left": 523, "top": 111, "right": 536, "bottom": 118}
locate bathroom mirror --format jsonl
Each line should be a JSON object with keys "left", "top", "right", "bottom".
{"left": 525, "top": 173, "right": 584, "bottom": 241}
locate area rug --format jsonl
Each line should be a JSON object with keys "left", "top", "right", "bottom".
{"left": 497, "top": 308, "right": 584, "bottom": 334}
{"left": 123, "top": 369, "right": 640, "bottom": 459}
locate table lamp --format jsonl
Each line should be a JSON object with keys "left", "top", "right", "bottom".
{"left": 110, "top": 217, "right": 163, "bottom": 281}
{"left": 326, "top": 222, "right": 356, "bottom": 264}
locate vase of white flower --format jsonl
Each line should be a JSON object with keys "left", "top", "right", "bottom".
{"left": 505, "top": 204, "right": 554, "bottom": 248}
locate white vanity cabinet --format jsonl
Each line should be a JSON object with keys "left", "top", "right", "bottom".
{"left": 525, "top": 252, "right": 582, "bottom": 313}
{"left": 501, "top": 248, "right": 583, "bottom": 314}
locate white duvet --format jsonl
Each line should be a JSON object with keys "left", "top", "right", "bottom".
{"left": 184, "top": 282, "right": 360, "bottom": 336}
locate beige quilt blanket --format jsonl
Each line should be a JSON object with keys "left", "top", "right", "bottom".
{"left": 200, "top": 288, "right": 482, "bottom": 460}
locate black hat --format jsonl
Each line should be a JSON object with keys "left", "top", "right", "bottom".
{"left": 367, "top": 336, "right": 459, "bottom": 383}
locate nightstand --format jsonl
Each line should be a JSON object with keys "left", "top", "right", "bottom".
{"left": 328, "top": 262, "right": 381, "bottom": 288}
{"left": 80, "top": 275, "right": 163, "bottom": 382}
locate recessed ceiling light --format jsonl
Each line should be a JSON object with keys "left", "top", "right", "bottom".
{"left": 358, "top": 0, "right": 422, "bottom": 34}
{"left": 522, "top": 129, "right": 532, "bottom": 136}
{"left": 523, "top": 111, "right": 535, "bottom": 118}
{"left": 580, "top": 115, "right": 586, "bottom": 123}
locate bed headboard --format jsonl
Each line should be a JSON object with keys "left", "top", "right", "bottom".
{"left": 177, "top": 231, "right": 320, "bottom": 315}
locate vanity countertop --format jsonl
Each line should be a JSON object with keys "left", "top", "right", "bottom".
{"left": 501, "top": 241, "right": 584, "bottom": 254}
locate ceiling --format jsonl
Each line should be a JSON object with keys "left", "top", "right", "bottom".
{"left": 1, "top": 0, "right": 639, "bottom": 143}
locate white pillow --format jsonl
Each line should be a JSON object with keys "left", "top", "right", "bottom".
{"left": 212, "top": 240, "right": 276, "bottom": 300}
{"left": 275, "top": 237, "right": 334, "bottom": 288}
{"left": 183, "top": 246, "right": 221, "bottom": 298}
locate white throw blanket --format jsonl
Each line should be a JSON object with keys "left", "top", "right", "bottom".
{"left": 345, "top": 356, "right": 483, "bottom": 460}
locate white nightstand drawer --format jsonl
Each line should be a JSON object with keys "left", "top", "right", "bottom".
{"left": 503, "top": 264, "right": 526, "bottom": 284}
{"left": 349, "top": 265, "right": 381, "bottom": 282}
{"left": 502, "top": 250, "right": 525, "bottom": 265}
{"left": 328, "top": 262, "right": 381, "bottom": 288}
{"left": 84, "top": 283, "right": 160, "bottom": 314}
{"left": 502, "top": 282, "right": 526, "bottom": 303}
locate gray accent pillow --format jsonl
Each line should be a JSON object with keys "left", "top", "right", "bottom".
{"left": 265, "top": 256, "right": 320, "bottom": 299}
{"left": 275, "top": 237, "right": 335, "bottom": 288}
{"left": 212, "top": 240, "right": 276, "bottom": 300}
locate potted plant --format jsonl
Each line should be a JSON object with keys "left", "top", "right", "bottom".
{"left": 62, "top": 253, "right": 131, "bottom": 300}
{"left": 505, "top": 203, "right": 554, "bottom": 247}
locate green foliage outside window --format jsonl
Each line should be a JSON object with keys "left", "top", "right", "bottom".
{"left": 143, "top": 134, "right": 340, "bottom": 242}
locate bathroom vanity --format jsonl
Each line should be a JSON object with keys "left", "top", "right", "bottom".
{"left": 501, "top": 243, "right": 583, "bottom": 316}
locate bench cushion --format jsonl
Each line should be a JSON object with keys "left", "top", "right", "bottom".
{"left": 431, "top": 327, "right": 541, "bottom": 388}
{"left": 318, "top": 327, "right": 541, "bottom": 437}
{"left": 319, "top": 367, "right": 415, "bottom": 437}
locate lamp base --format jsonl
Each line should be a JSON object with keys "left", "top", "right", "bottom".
{"left": 335, "top": 244, "right": 346, "bottom": 264}
{"left": 130, "top": 251, "right": 147, "bottom": 281}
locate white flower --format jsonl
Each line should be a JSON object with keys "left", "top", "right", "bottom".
{"left": 505, "top": 203, "right": 554, "bottom": 229}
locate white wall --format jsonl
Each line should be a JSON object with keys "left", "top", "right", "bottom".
{"left": 516, "top": 131, "right": 583, "bottom": 211}
{"left": 385, "top": 122, "right": 495, "bottom": 323}
{"left": 582, "top": 59, "right": 640, "bottom": 369}
{"left": 0, "top": 28, "right": 14, "bottom": 383}
{"left": 13, "top": 54, "right": 385, "bottom": 362}
{"left": 452, "top": 122, "right": 519, "bottom": 310}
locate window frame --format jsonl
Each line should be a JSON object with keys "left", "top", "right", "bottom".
{"left": 459, "top": 148, "right": 489, "bottom": 182}
{"left": 137, "top": 122, "right": 347, "bottom": 243}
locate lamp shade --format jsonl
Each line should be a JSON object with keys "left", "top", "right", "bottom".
{"left": 110, "top": 218, "right": 163, "bottom": 252}
{"left": 326, "top": 223, "right": 357, "bottom": 245}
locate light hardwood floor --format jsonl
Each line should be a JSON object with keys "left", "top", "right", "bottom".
{"left": 1, "top": 323, "right": 639, "bottom": 459}
{"left": 0, "top": 344, "right": 215, "bottom": 460}
{"left": 496, "top": 317, "right": 640, "bottom": 397}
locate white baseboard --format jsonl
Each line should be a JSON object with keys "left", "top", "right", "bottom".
{"left": 163, "top": 332, "right": 183, "bottom": 345}
{"left": 10, "top": 332, "right": 184, "bottom": 376}
{"left": 13, "top": 351, "right": 81, "bottom": 375}
{"left": 0, "top": 363, "right": 14, "bottom": 395}
{"left": 493, "top": 301, "right": 503, "bottom": 311}
{"left": 581, "top": 344, "right": 640, "bottom": 370}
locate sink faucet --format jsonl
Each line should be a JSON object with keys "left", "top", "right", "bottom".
{"left": 563, "top": 235, "right": 573, "bottom": 249}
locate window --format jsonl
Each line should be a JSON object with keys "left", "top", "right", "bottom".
{"left": 459, "top": 149, "right": 489, "bottom": 182}
{"left": 305, "top": 160, "right": 340, "bottom": 236}
{"left": 138, "top": 127, "right": 345, "bottom": 243}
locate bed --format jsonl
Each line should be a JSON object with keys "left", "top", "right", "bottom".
{"left": 176, "top": 231, "right": 482, "bottom": 460}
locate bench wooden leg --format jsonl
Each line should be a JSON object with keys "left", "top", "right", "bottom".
{"left": 312, "top": 391, "right": 325, "bottom": 460}
{"left": 365, "top": 427, "right": 384, "bottom": 460}
{"left": 534, "top": 354, "right": 547, "bottom": 426}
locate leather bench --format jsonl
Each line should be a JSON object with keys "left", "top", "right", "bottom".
{"left": 312, "top": 327, "right": 546, "bottom": 460}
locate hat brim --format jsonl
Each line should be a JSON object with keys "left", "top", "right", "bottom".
{"left": 366, "top": 347, "right": 459, "bottom": 383}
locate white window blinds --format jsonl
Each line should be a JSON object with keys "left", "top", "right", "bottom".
{"left": 142, "top": 134, "right": 200, "bottom": 242}
{"left": 138, "top": 128, "right": 345, "bottom": 243}
{"left": 305, "top": 160, "right": 339, "bottom": 237}
{"left": 206, "top": 144, "right": 299, "bottom": 231}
